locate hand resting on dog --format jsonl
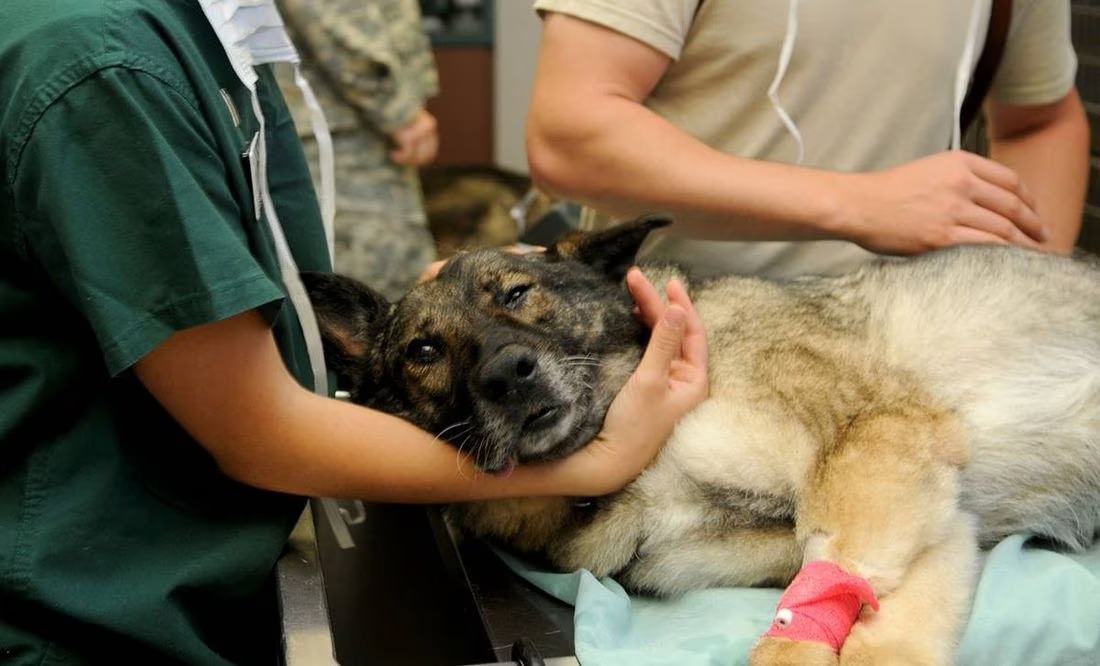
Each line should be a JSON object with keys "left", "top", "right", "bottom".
{"left": 132, "top": 266, "right": 707, "bottom": 502}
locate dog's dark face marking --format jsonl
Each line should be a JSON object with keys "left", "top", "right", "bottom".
{"left": 304, "top": 217, "right": 670, "bottom": 472}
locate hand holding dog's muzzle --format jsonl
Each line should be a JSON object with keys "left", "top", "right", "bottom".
{"left": 559, "top": 268, "right": 709, "bottom": 496}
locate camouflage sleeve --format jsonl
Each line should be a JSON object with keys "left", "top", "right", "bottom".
{"left": 279, "top": 0, "right": 440, "bottom": 134}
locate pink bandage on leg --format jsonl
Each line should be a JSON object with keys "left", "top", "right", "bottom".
{"left": 762, "top": 560, "right": 880, "bottom": 652}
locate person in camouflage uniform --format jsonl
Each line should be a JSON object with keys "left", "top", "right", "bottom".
{"left": 277, "top": 0, "right": 440, "bottom": 300}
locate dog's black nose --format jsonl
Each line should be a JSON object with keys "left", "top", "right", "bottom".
{"left": 478, "top": 345, "right": 538, "bottom": 402}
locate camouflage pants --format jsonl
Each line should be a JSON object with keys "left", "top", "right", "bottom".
{"left": 299, "top": 130, "right": 437, "bottom": 301}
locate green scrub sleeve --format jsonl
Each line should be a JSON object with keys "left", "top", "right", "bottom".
{"left": 9, "top": 64, "right": 285, "bottom": 376}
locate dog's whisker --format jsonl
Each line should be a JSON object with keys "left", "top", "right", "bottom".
{"left": 455, "top": 441, "right": 472, "bottom": 480}
{"left": 434, "top": 419, "right": 473, "bottom": 445}
{"left": 456, "top": 429, "right": 490, "bottom": 479}
{"left": 448, "top": 425, "right": 474, "bottom": 442}
{"left": 563, "top": 356, "right": 602, "bottom": 365}
{"left": 563, "top": 357, "right": 603, "bottom": 365}
{"left": 468, "top": 436, "right": 487, "bottom": 462}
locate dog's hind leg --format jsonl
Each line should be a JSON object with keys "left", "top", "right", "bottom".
{"left": 749, "top": 403, "right": 976, "bottom": 666}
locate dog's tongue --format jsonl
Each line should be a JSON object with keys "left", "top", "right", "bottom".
{"left": 495, "top": 460, "right": 516, "bottom": 477}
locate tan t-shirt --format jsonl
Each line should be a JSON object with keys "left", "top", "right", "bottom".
{"left": 532, "top": 0, "right": 1077, "bottom": 278}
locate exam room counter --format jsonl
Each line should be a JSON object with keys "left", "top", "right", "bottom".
{"left": 276, "top": 499, "right": 582, "bottom": 666}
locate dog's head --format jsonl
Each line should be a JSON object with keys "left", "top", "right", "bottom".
{"left": 303, "top": 216, "right": 670, "bottom": 473}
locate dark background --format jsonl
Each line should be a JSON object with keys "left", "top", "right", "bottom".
{"left": 1071, "top": 0, "right": 1100, "bottom": 252}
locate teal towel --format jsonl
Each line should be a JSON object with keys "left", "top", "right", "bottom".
{"left": 498, "top": 534, "right": 1100, "bottom": 665}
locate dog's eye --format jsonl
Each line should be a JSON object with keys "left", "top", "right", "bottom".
{"left": 405, "top": 339, "right": 442, "bottom": 365}
{"left": 502, "top": 284, "right": 531, "bottom": 309}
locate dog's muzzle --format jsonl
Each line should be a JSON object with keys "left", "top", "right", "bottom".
{"left": 474, "top": 343, "right": 571, "bottom": 454}
{"left": 477, "top": 343, "right": 540, "bottom": 404}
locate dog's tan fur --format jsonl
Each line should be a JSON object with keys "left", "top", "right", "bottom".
{"left": 305, "top": 219, "right": 1100, "bottom": 665}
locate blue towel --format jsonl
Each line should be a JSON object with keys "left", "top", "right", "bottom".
{"left": 498, "top": 534, "right": 1100, "bottom": 665}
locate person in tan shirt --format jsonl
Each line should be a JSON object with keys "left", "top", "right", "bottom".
{"left": 528, "top": 0, "right": 1089, "bottom": 279}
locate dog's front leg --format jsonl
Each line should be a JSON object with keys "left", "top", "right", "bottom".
{"left": 749, "top": 405, "right": 977, "bottom": 666}
{"left": 839, "top": 515, "right": 977, "bottom": 666}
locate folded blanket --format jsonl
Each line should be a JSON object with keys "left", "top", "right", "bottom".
{"left": 499, "top": 534, "right": 1100, "bottom": 666}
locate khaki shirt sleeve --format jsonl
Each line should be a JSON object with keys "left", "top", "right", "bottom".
{"left": 989, "top": 0, "right": 1078, "bottom": 106}
{"left": 533, "top": 0, "right": 701, "bottom": 60}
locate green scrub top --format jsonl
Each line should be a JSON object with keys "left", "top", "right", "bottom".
{"left": 0, "top": 1, "right": 332, "bottom": 663}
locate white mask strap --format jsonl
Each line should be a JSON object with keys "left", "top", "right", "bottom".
{"left": 249, "top": 90, "right": 357, "bottom": 550}
{"left": 247, "top": 93, "right": 328, "bottom": 407}
{"left": 293, "top": 66, "right": 336, "bottom": 260}
{"left": 768, "top": 0, "right": 805, "bottom": 165}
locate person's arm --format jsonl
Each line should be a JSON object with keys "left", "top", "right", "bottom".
{"left": 985, "top": 88, "right": 1089, "bottom": 253}
{"left": 527, "top": 13, "right": 1048, "bottom": 255}
{"left": 133, "top": 270, "right": 707, "bottom": 503}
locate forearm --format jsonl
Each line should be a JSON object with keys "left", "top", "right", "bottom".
{"left": 987, "top": 90, "right": 1090, "bottom": 252}
{"left": 528, "top": 95, "right": 848, "bottom": 242}
{"left": 528, "top": 11, "right": 1046, "bottom": 256}
{"left": 222, "top": 385, "right": 588, "bottom": 503}
{"left": 136, "top": 311, "right": 591, "bottom": 503}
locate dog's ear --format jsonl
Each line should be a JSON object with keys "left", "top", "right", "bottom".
{"left": 546, "top": 215, "right": 671, "bottom": 281}
{"left": 301, "top": 271, "right": 390, "bottom": 391}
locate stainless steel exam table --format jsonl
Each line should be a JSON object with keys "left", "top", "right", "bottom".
{"left": 276, "top": 499, "right": 581, "bottom": 666}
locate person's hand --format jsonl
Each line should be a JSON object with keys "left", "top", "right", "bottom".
{"left": 834, "top": 151, "right": 1050, "bottom": 255}
{"left": 389, "top": 108, "right": 439, "bottom": 166}
{"left": 557, "top": 268, "right": 708, "bottom": 496}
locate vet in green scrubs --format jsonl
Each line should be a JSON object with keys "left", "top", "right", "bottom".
{"left": 0, "top": 0, "right": 330, "bottom": 662}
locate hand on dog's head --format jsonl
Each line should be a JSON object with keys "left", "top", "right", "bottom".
{"left": 302, "top": 215, "right": 671, "bottom": 471}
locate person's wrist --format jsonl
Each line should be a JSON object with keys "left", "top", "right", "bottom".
{"left": 549, "top": 441, "right": 629, "bottom": 498}
{"left": 806, "top": 169, "right": 867, "bottom": 246}
{"left": 486, "top": 455, "right": 582, "bottom": 498}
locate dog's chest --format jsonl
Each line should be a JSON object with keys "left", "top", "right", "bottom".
{"left": 627, "top": 445, "right": 798, "bottom": 547}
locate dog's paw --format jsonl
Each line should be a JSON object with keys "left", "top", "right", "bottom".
{"left": 749, "top": 636, "right": 839, "bottom": 666}
{"left": 840, "top": 622, "right": 948, "bottom": 666}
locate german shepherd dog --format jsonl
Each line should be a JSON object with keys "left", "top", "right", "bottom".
{"left": 303, "top": 218, "right": 1100, "bottom": 665}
